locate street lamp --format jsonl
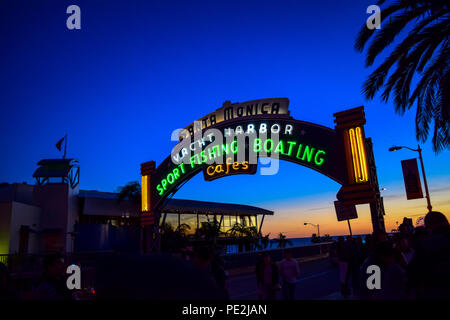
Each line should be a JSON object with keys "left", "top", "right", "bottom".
{"left": 304, "top": 222, "right": 320, "bottom": 237}
{"left": 389, "top": 144, "right": 432, "bottom": 212}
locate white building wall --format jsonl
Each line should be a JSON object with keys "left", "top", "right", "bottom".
{"left": 0, "top": 202, "right": 12, "bottom": 255}
{"left": 65, "top": 184, "right": 79, "bottom": 253}
{"left": 9, "top": 201, "right": 41, "bottom": 254}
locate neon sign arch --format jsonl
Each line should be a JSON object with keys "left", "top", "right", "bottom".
{"left": 149, "top": 117, "right": 347, "bottom": 210}
{"left": 140, "top": 99, "right": 386, "bottom": 249}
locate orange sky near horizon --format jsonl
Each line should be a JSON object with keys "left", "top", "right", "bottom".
{"left": 258, "top": 176, "right": 450, "bottom": 238}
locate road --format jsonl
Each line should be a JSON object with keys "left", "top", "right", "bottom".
{"left": 227, "top": 257, "right": 340, "bottom": 300}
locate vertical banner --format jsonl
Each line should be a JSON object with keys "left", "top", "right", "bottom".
{"left": 334, "top": 201, "right": 358, "bottom": 221}
{"left": 401, "top": 158, "right": 423, "bottom": 200}
{"left": 140, "top": 161, "right": 156, "bottom": 226}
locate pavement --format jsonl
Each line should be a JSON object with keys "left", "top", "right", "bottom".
{"left": 227, "top": 255, "right": 346, "bottom": 300}
{"left": 319, "top": 291, "right": 358, "bottom": 300}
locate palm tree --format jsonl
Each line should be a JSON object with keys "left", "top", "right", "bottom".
{"left": 243, "top": 226, "right": 259, "bottom": 251}
{"left": 117, "top": 181, "right": 141, "bottom": 204}
{"left": 176, "top": 223, "right": 191, "bottom": 237}
{"left": 227, "top": 223, "right": 246, "bottom": 252}
{"left": 196, "top": 219, "right": 222, "bottom": 246}
{"left": 227, "top": 223, "right": 260, "bottom": 252}
{"left": 160, "top": 222, "right": 175, "bottom": 236}
{"left": 311, "top": 233, "right": 320, "bottom": 243}
{"left": 355, "top": 0, "right": 449, "bottom": 152}
{"left": 160, "top": 222, "right": 188, "bottom": 252}
{"left": 271, "top": 232, "right": 293, "bottom": 249}
{"left": 227, "top": 223, "right": 250, "bottom": 238}
{"left": 160, "top": 222, "right": 176, "bottom": 251}
{"left": 260, "top": 233, "right": 271, "bottom": 249}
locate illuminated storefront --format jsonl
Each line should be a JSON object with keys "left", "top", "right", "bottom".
{"left": 160, "top": 199, "right": 272, "bottom": 236}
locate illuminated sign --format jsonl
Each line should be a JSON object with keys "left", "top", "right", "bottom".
{"left": 347, "top": 127, "right": 369, "bottom": 183}
{"left": 203, "top": 157, "right": 257, "bottom": 181}
{"left": 141, "top": 104, "right": 385, "bottom": 235}
{"left": 141, "top": 175, "right": 149, "bottom": 211}
{"left": 151, "top": 117, "right": 347, "bottom": 209}
{"left": 179, "top": 98, "right": 290, "bottom": 139}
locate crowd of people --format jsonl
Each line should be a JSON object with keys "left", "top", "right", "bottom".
{"left": 254, "top": 210, "right": 449, "bottom": 301}
{"left": 255, "top": 250, "right": 300, "bottom": 300}
{"left": 1, "top": 211, "right": 448, "bottom": 300}
{"left": 0, "top": 246, "right": 230, "bottom": 300}
{"left": 331, "top": 211, "right": 450, "bottom": 300}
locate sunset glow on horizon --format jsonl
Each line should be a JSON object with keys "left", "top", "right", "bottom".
{"left": 258, "top": 175, "right": 450, "bottom": 238}
{"left": 1, "top": 0, "right": 449, "bottom": 240}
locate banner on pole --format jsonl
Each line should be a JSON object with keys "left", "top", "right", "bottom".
{"left": 401, "top": 158, "right": 423, "bottom": 200}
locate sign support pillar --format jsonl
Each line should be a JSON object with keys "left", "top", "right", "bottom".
{"left": 366, "top": 138, "right": 386, "bottom": 233}
{"left": 347, "top": 219, "right": 353, "bottom": 237}
{"left": 334, "top": 107, "right": 386, "bottom": 234}
{"left": 140, "top": 161, "right": 161, "bottom": 253}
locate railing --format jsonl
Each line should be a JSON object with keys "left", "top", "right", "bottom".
{"left": 222, "top": 242, "right": 333, "bottom": 269}
{"left": 1, "top": 242, "right": 333, "bottom": 275}
{"left": 1, "top": 253, "right": 106, "bottom": 294}
{"left": 0, "top": 254, "right": 9, "bottom": 266}
{"left": 0, "top": 254, "right": 43, "bottom": 273}
{"left": 0, "top": 251, "right": 115, "bottom": 274}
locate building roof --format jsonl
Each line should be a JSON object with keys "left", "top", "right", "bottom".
{"left": 0, "top": 183, "right": 35, "bottom": 205}
{"left": 33, "top": 158, "right": 79, "bottom": 178}
{"left": 162, "top": 198, "right": 274, "bottom": 216}
{"left": 79, "top": 190, "right": 139, "bottom": 217}
{"left": 79, "top": 190, "right": 122, "bottom": 200}
{"left": 78, "top": 190, "right": 273, "bottom": 217}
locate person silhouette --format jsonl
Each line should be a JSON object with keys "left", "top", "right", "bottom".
{"left": 408, "top": 211, "right": 450, "bottom": 299}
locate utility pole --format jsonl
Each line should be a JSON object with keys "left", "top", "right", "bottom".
{"left": 389, "top": 144, "right": 432, "bottom": 213}
{"left": 347, "top": 219, "right": 353, "bottom": 237}
{"left": 63, "top": 134, "right": 67, "bottom": 159}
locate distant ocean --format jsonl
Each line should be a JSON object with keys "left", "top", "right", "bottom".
{"left": 225, "top": 235, "right": 368, "bottom": 254}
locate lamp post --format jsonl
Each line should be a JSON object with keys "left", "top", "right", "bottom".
{"left": 389, "top": 145, "right": 432, "bottom": 212}
{"left": 304, "top": 222, "right": 320, "bottom": 237}
{"left": 304, "top": 222, "right": 321, "bottom": 254}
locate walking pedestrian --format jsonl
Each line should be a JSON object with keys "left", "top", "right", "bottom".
{"left": 279, "top": 249, "right": 300, "bottom": 300}
{"left": 256, "top": 253, "right": 280, "bottom": 300}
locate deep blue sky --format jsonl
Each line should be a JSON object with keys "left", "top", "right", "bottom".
{"left": 1, "top": 0, "right": 449, "bottom": 212}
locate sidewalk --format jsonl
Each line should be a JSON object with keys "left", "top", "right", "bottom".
{"left": 318, "top": 291, "right": 359, "bottom": 300}
{"left": 227, "top": 253, "right": 329, "bottom": 277}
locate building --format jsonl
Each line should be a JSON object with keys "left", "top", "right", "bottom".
{"left": 0, "top": 158, "right": 273, "bottom": 255}
{"left": 0, "top": 158, "right": 80, "bottom": 254}
{"left": 161, "top": 198, "right": 272, "bottom": 236}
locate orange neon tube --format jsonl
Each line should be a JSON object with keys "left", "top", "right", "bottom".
{"left": 355, "top": 127, "right": 368, "bottom": 182}
{"left": 141, "top": 175, "right": 148, "bottom": 211}
{"left": 349, "top": 128, "right": 361, "bottom": 182}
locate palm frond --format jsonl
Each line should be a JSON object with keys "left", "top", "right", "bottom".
{"left": 361, "top": 12, "right": 449, "bottom": 100}
{"left": 356, "top": 0, "right": 450, "bottom": 152}
{"left": 417, "top": 20, "right": 450, "bottom": 70}
{"left": 412, "top": 44, "right": 449, "bottom": 150}
{"left": 365, "top": 5, "right": 430, "bottom": 66}
{"left": 354, "top": 0, "right": 406, "bottom": 52}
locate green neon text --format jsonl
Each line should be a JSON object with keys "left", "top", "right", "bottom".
{"left": 156, "top": 138, "right": 326, "bottom": 197}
